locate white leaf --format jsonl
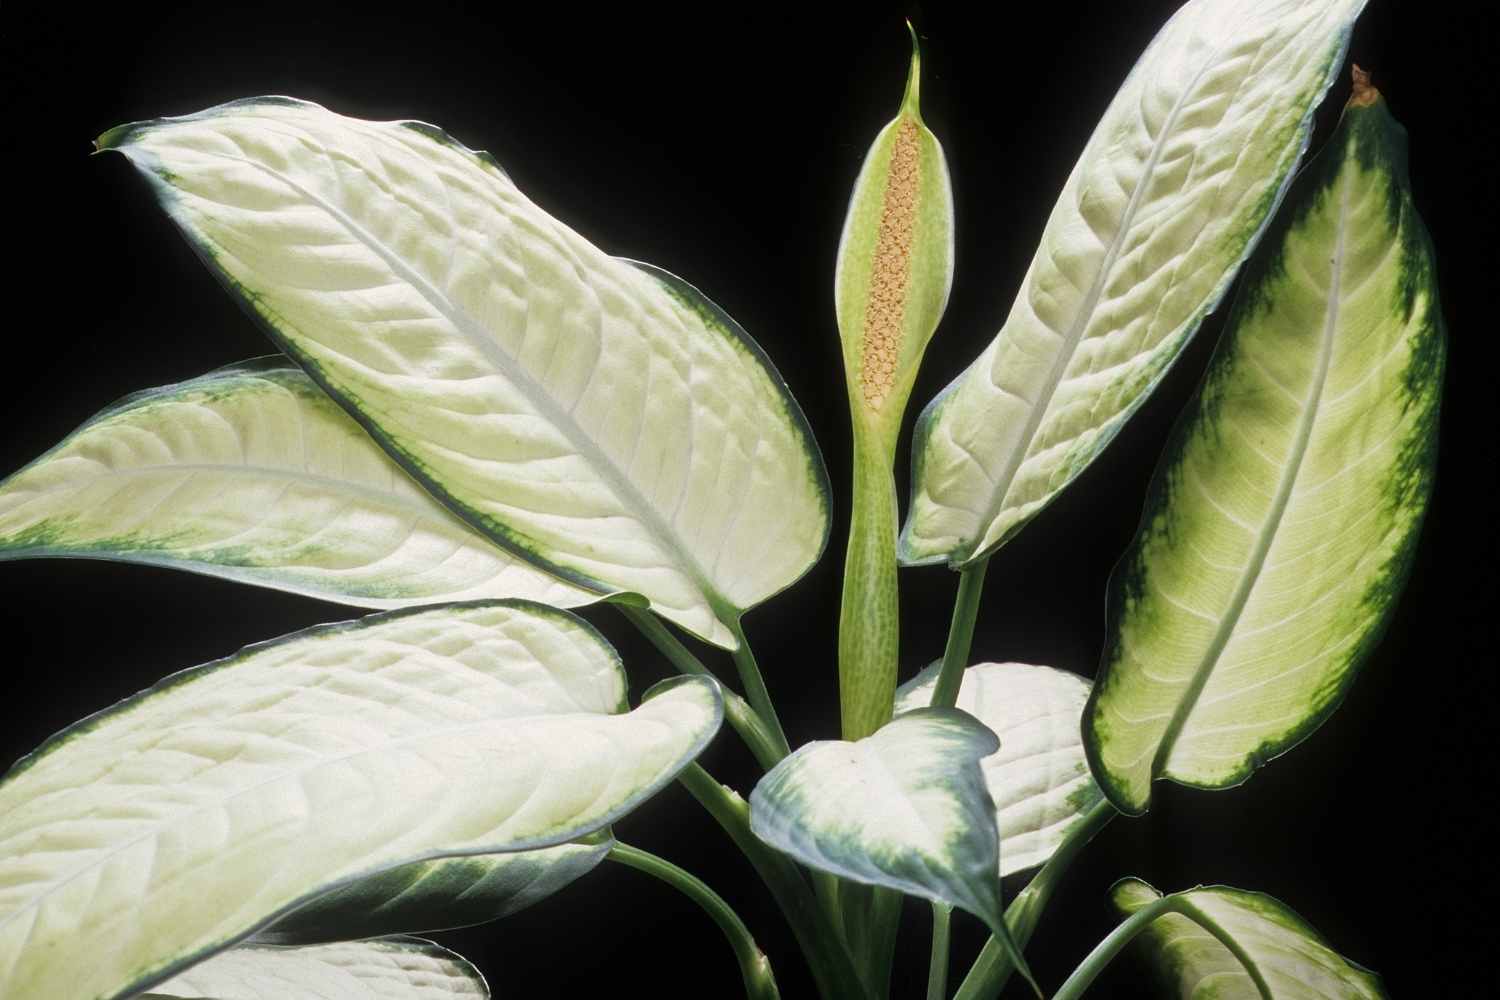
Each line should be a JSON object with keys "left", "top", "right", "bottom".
{"left": 0, "top": 359, "right": 592, "bottom": 609}
{"left": 901, "top": 0, "right": 1366, "bottom": 567}
{"left": 896, "top": 662, "right": 1104, "bottom": 876}
{"left": 0, "top": 602, "right": 721, "bottom": 1000}
{"left": 149, "top": 938, "right": 487, "bottom": 1000}
{"left": 100, "top": 100, "right": 831, "bottom": 648}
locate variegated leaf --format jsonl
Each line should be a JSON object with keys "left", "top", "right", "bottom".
{"left": 1112, "top": 879, "right": 1385, "bottom": 998}
{"left": 258, "top": 834, "right": 612, "bottom": 944}
{"left": 0, "top": 359, "right": 591, "bottom": 609}
{"left": 749, "top": 709, "right": 1037, "bottom": 990}
{"left": 896, "top": 661, "right": 1104, "bottom": 876}
{"left": 100, "top": 99, "right": 831, "bottom": 648}
{"left": 1084, "top": 78, "right": 1444, "bottom": 813}
{"left": 901, "top": 0, "right": 1367, "bottom": 568}
{"left": 0, "top": 602, "right": 721, "bottom": 1000}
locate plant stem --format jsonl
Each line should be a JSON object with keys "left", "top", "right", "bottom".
{"left": 837, "top": 427, "right": 902, "bottom": 741}
{"left": 619, "top": 604, "right": 785, "bottom": 769}
{"left": 676, "top": 764, "right": 869, "bottom": 1000}
{"left": 1048, "top": 895, "right": 1181, "bottom": 1000}
{"left": 609, "top": 842, "right": 781, "bottom": 1000}
{"left": 929, "top": 558, "right": 990, "bottom": 710}
{"left": 727, "top": 619, "right": 792, "bottom": 762}
{"left": 926, "top": 904, "right": 952, "bottom": 1000}
{"left": 953, "top": 799, "right": 1117, "bottom": 1000}
{"left": 866, "top": 887, "right": 903, "bottom": 999}
{"left": 838, "top": 882, "right": 902, "bottom": 999}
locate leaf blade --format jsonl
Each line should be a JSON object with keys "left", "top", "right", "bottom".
{"left": 901, "top": 0, "right": 1367, "bottom": 568}
{"left": 1084, "top": 87, "right": 1444, "bottom": 812}
{"left": 256, "top": 835, "right": 613, "bottom": 945}
{"left": 100, "top": 100, "right": 831, "bottom": 647}
{"left": 0, "top": 602, "right": 721, "bottom": 1000}
{"left": 0, "top": 358, "right": 593, "bottom": 609}
{"left": 149, "top": 937, "right": 488, "bottom": 999}
{"left": 1112, "top": 879, "right": 1386, "bottom": 999}
{"left": 896, "top": 662, "right": 1104, "bottom": 877}
{"left": 749, "top": 709, "right": 1037, "bottom": 990}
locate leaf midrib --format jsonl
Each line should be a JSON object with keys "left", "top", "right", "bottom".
{"left": 960, "top": 33, "right": 1230, "bottom": 562}
{"left": 1148, "top": 173, "right": 1349, "bottom": 781}
{"left": 4, "top": 462, "right": 480, "bottom": 530}
{"left": 197, "top": 139, "right": 727, "bottom": 623}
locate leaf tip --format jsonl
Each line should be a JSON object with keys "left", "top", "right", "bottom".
{"left": 94, "top": 121, "right": 141, "bottom": 154}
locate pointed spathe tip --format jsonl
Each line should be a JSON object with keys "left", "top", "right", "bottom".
{"left": 901, "top": 19, "right": 923, "bottom": 119}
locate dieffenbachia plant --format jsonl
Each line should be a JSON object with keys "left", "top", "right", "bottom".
{"left": 0, "top": 0, "right": 1441, "bottom": 997}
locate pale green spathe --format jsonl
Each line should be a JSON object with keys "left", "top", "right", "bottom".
{"left": 0, "top": 358, "right": 591, "bottom": 609}
{"left": 901, "top": 0, "right": 1368, "bottom": 568}
{"left": 832, "top": 24, "right": 954, "bottom": 441}
{"left": 0, "top": 602, "right": 721, "bottom": 1000}
{"left": 1112, "top": 879, "right": 1386, "bottom": 998}
{"left": 100, "top": 99, "right": 830, "bottom": 649}
{"left": 1084, "top": 89, "right": 1444, "bottom": 813}
{"left": 896, "top": 661, "right": 1103, "bottom": 877}
{"left": 148, "top": 937, "right": 487, "bottom": 999}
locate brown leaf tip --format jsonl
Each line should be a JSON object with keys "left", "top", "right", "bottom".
{"left": 1349, "top": 64, "right": 1380, "bottom": 108}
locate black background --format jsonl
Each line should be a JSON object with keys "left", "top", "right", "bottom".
{"left": 1, "top": 1, "right": 1495, "bottom": 997}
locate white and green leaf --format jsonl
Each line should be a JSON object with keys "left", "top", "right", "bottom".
{"left": 0, "top": 359, "right": 591, "bottom": 609}
{"left": 99, "top": 99, "right": 831, "bottom": 648}
{"left": 258, "top": 834, "right": 612, "bottom": 944}
{"left": 147, "top": 938, "right": 487, "bottom": 999}
{"left": 1111, "top": 879, "right": 1386, "bottom": 998}
{"left": 749, "top": 709, "right": 1037, "bottom": 991}
{"left": 0, "top": 601, "right": 722, "bottom": 1000}
{"left": 900, "top": 0, "right": 1367, "bottom": 568}
{"left": 1084, "top": 80, "right": 1444, "bottom": 814}
{"left": 896, "top": 661, "right": 1104, "bottom": 876}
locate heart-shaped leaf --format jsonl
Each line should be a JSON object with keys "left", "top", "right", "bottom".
{"left": 0, "top": 602, "right": 721, "bottom": 1000}
{"left": 100, "top": 99, "right": 831, "bottom": 648}
{"left": 749, "top": 709, "right": 1037, "bottom": 991}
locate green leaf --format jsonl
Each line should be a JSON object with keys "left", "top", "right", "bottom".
{"left": 99, "top": 99, "right": 831, "bottom": 649}
{"left": 900, "top": 0, "right": 1367, "bottom": 569}
{"left": 147, "top": 937, "right": 488, "bottom": 999}
{"left": 1084, "top": 80, "right": 1444, "bottom": 814}
{"left": 257, "top": 834, "right": 612, "bottom": 944}
{"left": 0, "top": 602, "right": 721, "bottom": 1000}
{"left": 896, "top": 661, "right": 1104, "bottom": 877}
{"left": 1112, "top": 879, "right": 1386, "bottom": 998}
{"left": 0, "top": 359, "right": 592, "bottom": 609}
{"left": 749, "top": 709, "right": 1038, "bottom": 992}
